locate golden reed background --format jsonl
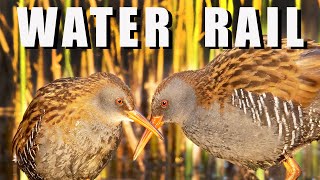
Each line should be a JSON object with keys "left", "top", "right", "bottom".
{"left": 0, "top": 0, "right": 320, "bottom": 179}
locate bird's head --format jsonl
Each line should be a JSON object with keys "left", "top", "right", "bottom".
{"left": 91, "top": 73, "right": 164, "bottom": 140}
{"left": 133, "top": 71, "right": 197, "bottom": 160}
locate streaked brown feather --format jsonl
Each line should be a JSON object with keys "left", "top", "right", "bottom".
{"left": 12, "top": 72, "right": 131, "bottom": 179}
{"left": 175, "top": 39, "right": 320, "bottom": 109}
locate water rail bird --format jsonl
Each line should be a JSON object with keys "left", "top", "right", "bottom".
{"left": 134, "top": 39, "right": 320, "bottom": 179}
{"left": 12, "top": 72, "right": 163, "bottom": 180}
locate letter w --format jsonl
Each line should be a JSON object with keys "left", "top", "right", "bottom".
{"left": 17, "top": 7, "right": 58, "bottom": 47}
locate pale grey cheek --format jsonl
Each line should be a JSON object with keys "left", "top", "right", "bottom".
{"left": 164, "top": 106, "right": 182, "bottom": 123}
{"left": 106, "top": 111, "right": 125, "bottom": 122}
{"left": 94, "top": 94, "right": 116, "bottom": 113}
{"left": 95, "top": 105, "right": 124, "bottom": 123}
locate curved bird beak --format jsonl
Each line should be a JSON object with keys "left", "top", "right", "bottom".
{"left": 127, "top": 111, "right": 164, "bottom": 141}
{"left": 133, "top": 115, "right": 164, "bottom": 160}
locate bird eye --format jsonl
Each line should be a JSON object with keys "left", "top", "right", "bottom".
{"left": 116, "top": 98, "right": 124, "bottom": 106}
{"left": 160, "top": 100, "right": 168, "bottom": 108}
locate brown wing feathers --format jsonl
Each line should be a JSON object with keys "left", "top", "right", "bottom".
{"left": 190, "top": 40, "right": 320, "bottom": 109}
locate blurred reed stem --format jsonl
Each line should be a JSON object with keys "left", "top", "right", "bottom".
{"left": 18, "top": 1, "right": 28, "bottom": 180}
{"left": 312, "top": 141, "right": 318, "bottom": 177}
{"left": 36, "top": 48, "right": 45, "bottom": 89}
{"left": 19, "top": 0, "right": 26, "bottom": 116}
{"left": 0, "top": 27, "right": 9, "bottom": 54}
{"left": 219, "top": 0, "right": 227, "bottom": 9}
{"left": 63, "top": 0, "right": 74, "bottom": 77}
{"left": 227, "top": 0, "right": 234, "bottom": 31}
{"left": 51, "top": 50, "right": 62, "bottom": 79}
{"left": 185, "top": 139, "right": 193, "bottom": 178}
{"left": 261, "top": 0, "right": 268, "bottom": 34}
{"left": 256, "top": 168, "right": 265, "bottom": 180}
{"left": 63, "top": 49, "right": 74, "bottom": 77}
{"left": 295, "top": 0, "right": 301, "bottom": 9}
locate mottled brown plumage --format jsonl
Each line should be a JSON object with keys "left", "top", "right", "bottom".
{"left": 156, "top": 39, "right": 320, "bottom": 109}
{"left": 134, "top": 39, "right": 320, "bottom": 179}
{"left": 12, "top": 72, "right": 163, "bottom": 180}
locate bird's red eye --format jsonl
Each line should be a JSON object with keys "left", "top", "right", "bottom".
{"left": 116, "top": 98, "right": 124, "bottom": 106}
{"left": 160, "top": 100, "right": 168, "bottom": 108}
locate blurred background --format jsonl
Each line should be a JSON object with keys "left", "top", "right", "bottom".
{"left": 1, "top": 0, "right": 320, "bottom": 179}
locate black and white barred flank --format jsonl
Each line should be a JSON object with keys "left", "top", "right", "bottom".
{"left": 231, "top": 89, "right": 320, "bottom": 153}
{"left": 14, "top": 110, "right": 45, "bottom": 180}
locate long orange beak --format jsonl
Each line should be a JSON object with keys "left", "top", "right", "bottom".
{"left": 127, "top": 111, "right": 164, "bottom": 140}
{"left": 133, "top": 115, "right": 164, "bottom": 160}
